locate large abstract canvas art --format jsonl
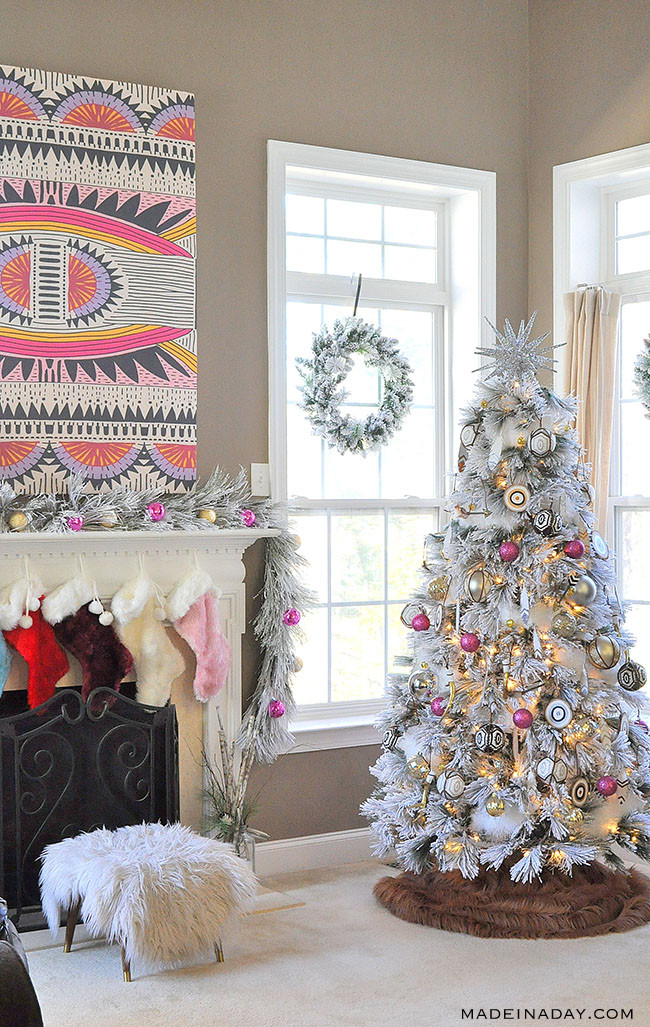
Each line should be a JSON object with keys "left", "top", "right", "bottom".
{"left": 0, "top": 64, "right": 196, "bottom": 491}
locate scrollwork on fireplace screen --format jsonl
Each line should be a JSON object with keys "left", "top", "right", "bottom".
{"left": 0, "top": 686, "right": 179, "bottom": 926}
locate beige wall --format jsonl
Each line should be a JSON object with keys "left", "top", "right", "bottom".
{"left": 2, "top": 0, "right": 531, "bottom": 840}
{"left": 528, "top": 0, "right": 650, "bottom": 332}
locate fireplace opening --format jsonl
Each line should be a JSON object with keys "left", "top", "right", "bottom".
{"left": 0, "top": 685, "right": 179, "bottom": 930}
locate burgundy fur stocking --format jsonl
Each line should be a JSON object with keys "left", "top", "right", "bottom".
{"left": 53, "top": 603, "right": 133, "bottom": 706}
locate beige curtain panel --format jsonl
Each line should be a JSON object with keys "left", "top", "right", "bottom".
{"left": 563, "top": 287, "right": 622, "bottom": 531}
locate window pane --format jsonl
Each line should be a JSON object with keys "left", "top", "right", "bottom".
{"left": 341, "top": 354, "right": 381, "bottom": 406}
{"left": 616, "top": 234, "right": 650, "bottom": 276}
{"left": 291, "top": 513, "right": 328, "bottom": 603}
{"left": 287, "top": 404, "right": 322, "bottom": 499}
{"left": 286, "top": 194, "right": 324, "bottom": 235}
{"left": 620, "top": 402, "right": 650, "bottom": 496}
{"left": 387, "top": 513, "right": 435, "bottom": 599}
{"left": 384, "top": 206, "right": 436, "bottom": 246}
{"left": 287, "top": 234, "right": 324, "bottom": 273}
{"left": 619, "top": 509, "right": 650, "bottom": 601}
{"left": 326, "top": 199, "right": 381, "bottom": 241}
{"left": 292, "top": 606, "right": 328, "bottom": 706}
{"left": 326, "top": 239, "right": 382, "bottom": 277}
{"left": 620, "top": 301, "right": 650, "bottom": 401}
{"left": 388, "top": 603, "right": 410, "bottom": 677}
{"left": 331, "top": 512, "right": 384, "bottom": 602}
{"left": 384, "top": 244, "right": 436, "bottom": 283}
{"left": 381, "top": 408, "right": 435, "bottom": 498}
{"left": 380, "top": 309, "right": 434, "bottom": 405}
{"left": 331, "top": 605, "right": 384, "bottom": 701}
{"left": 323, "top": 422, "right": 380, "bottom": 498}
{"left": 621, "top": 604, "right": 650, "bottom": 696}
{"left": 617, "top": 194, "right": 650, "bottom": 237}
{"left": 286, "top": 301, "right": 324, "bottom": 401}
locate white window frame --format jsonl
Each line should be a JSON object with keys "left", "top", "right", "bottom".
{"left": 268, "top": 140, "right": 496, "bottom": 750}
{"left": 553, "top": 143, "right": 650, "bottom": 650}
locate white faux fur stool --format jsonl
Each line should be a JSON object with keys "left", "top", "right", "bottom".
{"left": 39, "top": 822, "right": 257, "bottom": 980}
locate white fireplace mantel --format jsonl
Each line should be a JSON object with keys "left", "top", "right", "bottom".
{"left": 0, "top": 528, "right": 278, "bottom": 770}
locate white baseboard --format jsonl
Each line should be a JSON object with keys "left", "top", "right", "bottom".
{"left": 255, "top": 827, "right": 371, "bottom": 878}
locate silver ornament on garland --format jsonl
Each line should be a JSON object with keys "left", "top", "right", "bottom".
{"left": 408, "top": 671, "right": 434, "bottom": 701}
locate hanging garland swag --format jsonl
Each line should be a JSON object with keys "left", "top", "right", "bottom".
{"left": 297, "top": 315, "right": 414, "bottom": 455}
{"left": 0, "top": 469, "right": 314, "bottom": 764}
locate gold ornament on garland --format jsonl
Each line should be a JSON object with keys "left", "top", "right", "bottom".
{"left": 486, "top": 794, "right": 505, "bottom": 817}
{"left": 587, "top": 634, "right": 621, "bottom": 670}
{"left": 8, "top": 511, "right": 28, "bottom": 531}
{"left": 464, "top": 564, "right": 493, "bottom": 603}
{"left": 198, "top": 508, "right": 218, "bottom": 524}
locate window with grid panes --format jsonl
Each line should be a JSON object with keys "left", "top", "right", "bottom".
{"left": 268, "top": 142, "right": 494, "bottom": 731}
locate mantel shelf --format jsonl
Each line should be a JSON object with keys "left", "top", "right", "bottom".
{"left": 0, "top": 527, "right": 279, "bottom": 558}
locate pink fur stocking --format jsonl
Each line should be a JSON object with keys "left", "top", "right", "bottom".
{"left": 173, "top": 591, "right": 230, "bottom": 702}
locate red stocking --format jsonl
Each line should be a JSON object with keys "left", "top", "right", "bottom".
{"left": 4, "top": 599, "right": 70, "bottom": 709}
{"left": 53, "top": 604, "right": 133, "bottom": 706}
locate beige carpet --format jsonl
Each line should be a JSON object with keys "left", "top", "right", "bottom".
{"left": 27, "top": 860, "right": 650, "bottom": 1027}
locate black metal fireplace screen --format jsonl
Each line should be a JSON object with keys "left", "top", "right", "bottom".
{"left": 0, "top": 687, "right": 179, "bottom": 927}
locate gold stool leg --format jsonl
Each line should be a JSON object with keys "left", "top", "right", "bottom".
{"left": 214, "top": 939, "right": 224, "bottom": 963}
{"left": 63, "top": 899, "right": 81, "bottom": 953}
{"left": 121, "top": 945, "right": 132, "bottom": 982}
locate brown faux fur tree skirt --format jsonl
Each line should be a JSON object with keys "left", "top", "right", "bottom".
{"left": 374, "top": 862, "right": 650, "bottom": 938}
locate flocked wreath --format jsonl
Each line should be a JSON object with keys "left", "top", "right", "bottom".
{"left": 296, "top": 316, "right": 414, "bottom": 455}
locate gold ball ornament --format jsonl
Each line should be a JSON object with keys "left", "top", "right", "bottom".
{"left": 293, "top": 657, "right": 304, "bottom": 673}
{"left": 587, "top": 634, "right": 621, "bottom": 670}
{"left": 198, "top": 508, "right": 218, "bottom": 524}
{"left": 427, "top": 576, "right": 449, "bottom": 601}
{"left": 8, "top": 511, "right": 28, "bottom": 531}
{"left": 551, "top": 610, "right": 577, "bottom": 639}
{"left": 465, "top": 565, "right": 493, "bottom": 603}
{"left": 565, "top": 807, "right": 584, "bottom": 825}
{"left": 407, "top": 755, "right": 431, "bottom": 780}
{"left": 485, "top": 794, "right": 505, "bottom": 817}
{"left": 100, "top": 511, "right": 118, "bottom": 528}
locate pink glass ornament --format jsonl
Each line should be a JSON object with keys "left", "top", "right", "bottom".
{"left": 564, "top": 539, "right": 585, "bottom": 559}
{"left": 268, "top": 699, "right": 286, "bottom": 719}
{"left": 597, "top": 775, "right": 617, "bottom": 796}
{"left": 460, "top": 632, "right": 480, "bottom": 653}
{"left": 430, "top": 696, "right": 446, "bottom": 717}
{"left": 283, "top": 607, "right": 301, "bottom": 626}
{"left": 411, "top": 612, "right": 431, "bottom": 632}
{"left": 147, "top": 501, "right": 166, "bottom": 522}
{"left": 634, "top": 719, "right": 649, "bottom": 733}
{"left": 513, "top": 708, "right": 533, "bottom": 729}
{"left": 241, "top": 509, "right": 256, "bottom": 527}
{"left": 66, "top": 516, "right": 84, "bottom": 532}
{"left": 499, "top": 540, "right": 520, "bottom": 562}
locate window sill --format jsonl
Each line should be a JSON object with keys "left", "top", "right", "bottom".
{"left": 286, "top": 714, "right": 382, "bottom": 753}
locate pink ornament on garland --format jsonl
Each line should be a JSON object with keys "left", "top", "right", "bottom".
{"left": 66, "top": 516, "right": 84, "bottom": 532}
{"left": 283, "top": 607, "right": 301, "bottom": 626}
{"left": 460, "top": 632, "right": 480, "bottom": 653}
{"left": 241, "top": 509, "right": 256, "bottom": 527}
{"left": 147, "top": 501, "right": 166, "bottom": 522}
{"left": 430, "top": 696, "right": 446, "bottom": 717}
{"left": 597, "top": 775, "right": 617, "bottom": 796}
{"left": 268, "top": 699, "right": 286, "bottom": 719}
{"left": 411, "top": 612, "right": 430, "bottom": 632}
{"left": 499, "top": 540, "right": 520, "bottom": 562}
{"left": 564, "top": 539, "right": 585, "bottom": 559}
{"left": 513, "top": 708, "right": 533, "bottom": 729}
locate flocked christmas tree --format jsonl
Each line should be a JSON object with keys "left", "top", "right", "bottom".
{"left": 364, "top": 316, "right": 650, "bottom": 886}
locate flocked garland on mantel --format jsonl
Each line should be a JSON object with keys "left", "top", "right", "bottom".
{"left": 0, "top": 468, "right": 314, "bottom": 764}
{"left": 634, "top": 332, "right": 650, "bottom": 415}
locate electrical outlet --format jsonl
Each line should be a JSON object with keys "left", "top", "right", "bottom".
{"left": 251, "top": 463, "right": 271, "bottom": 496}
